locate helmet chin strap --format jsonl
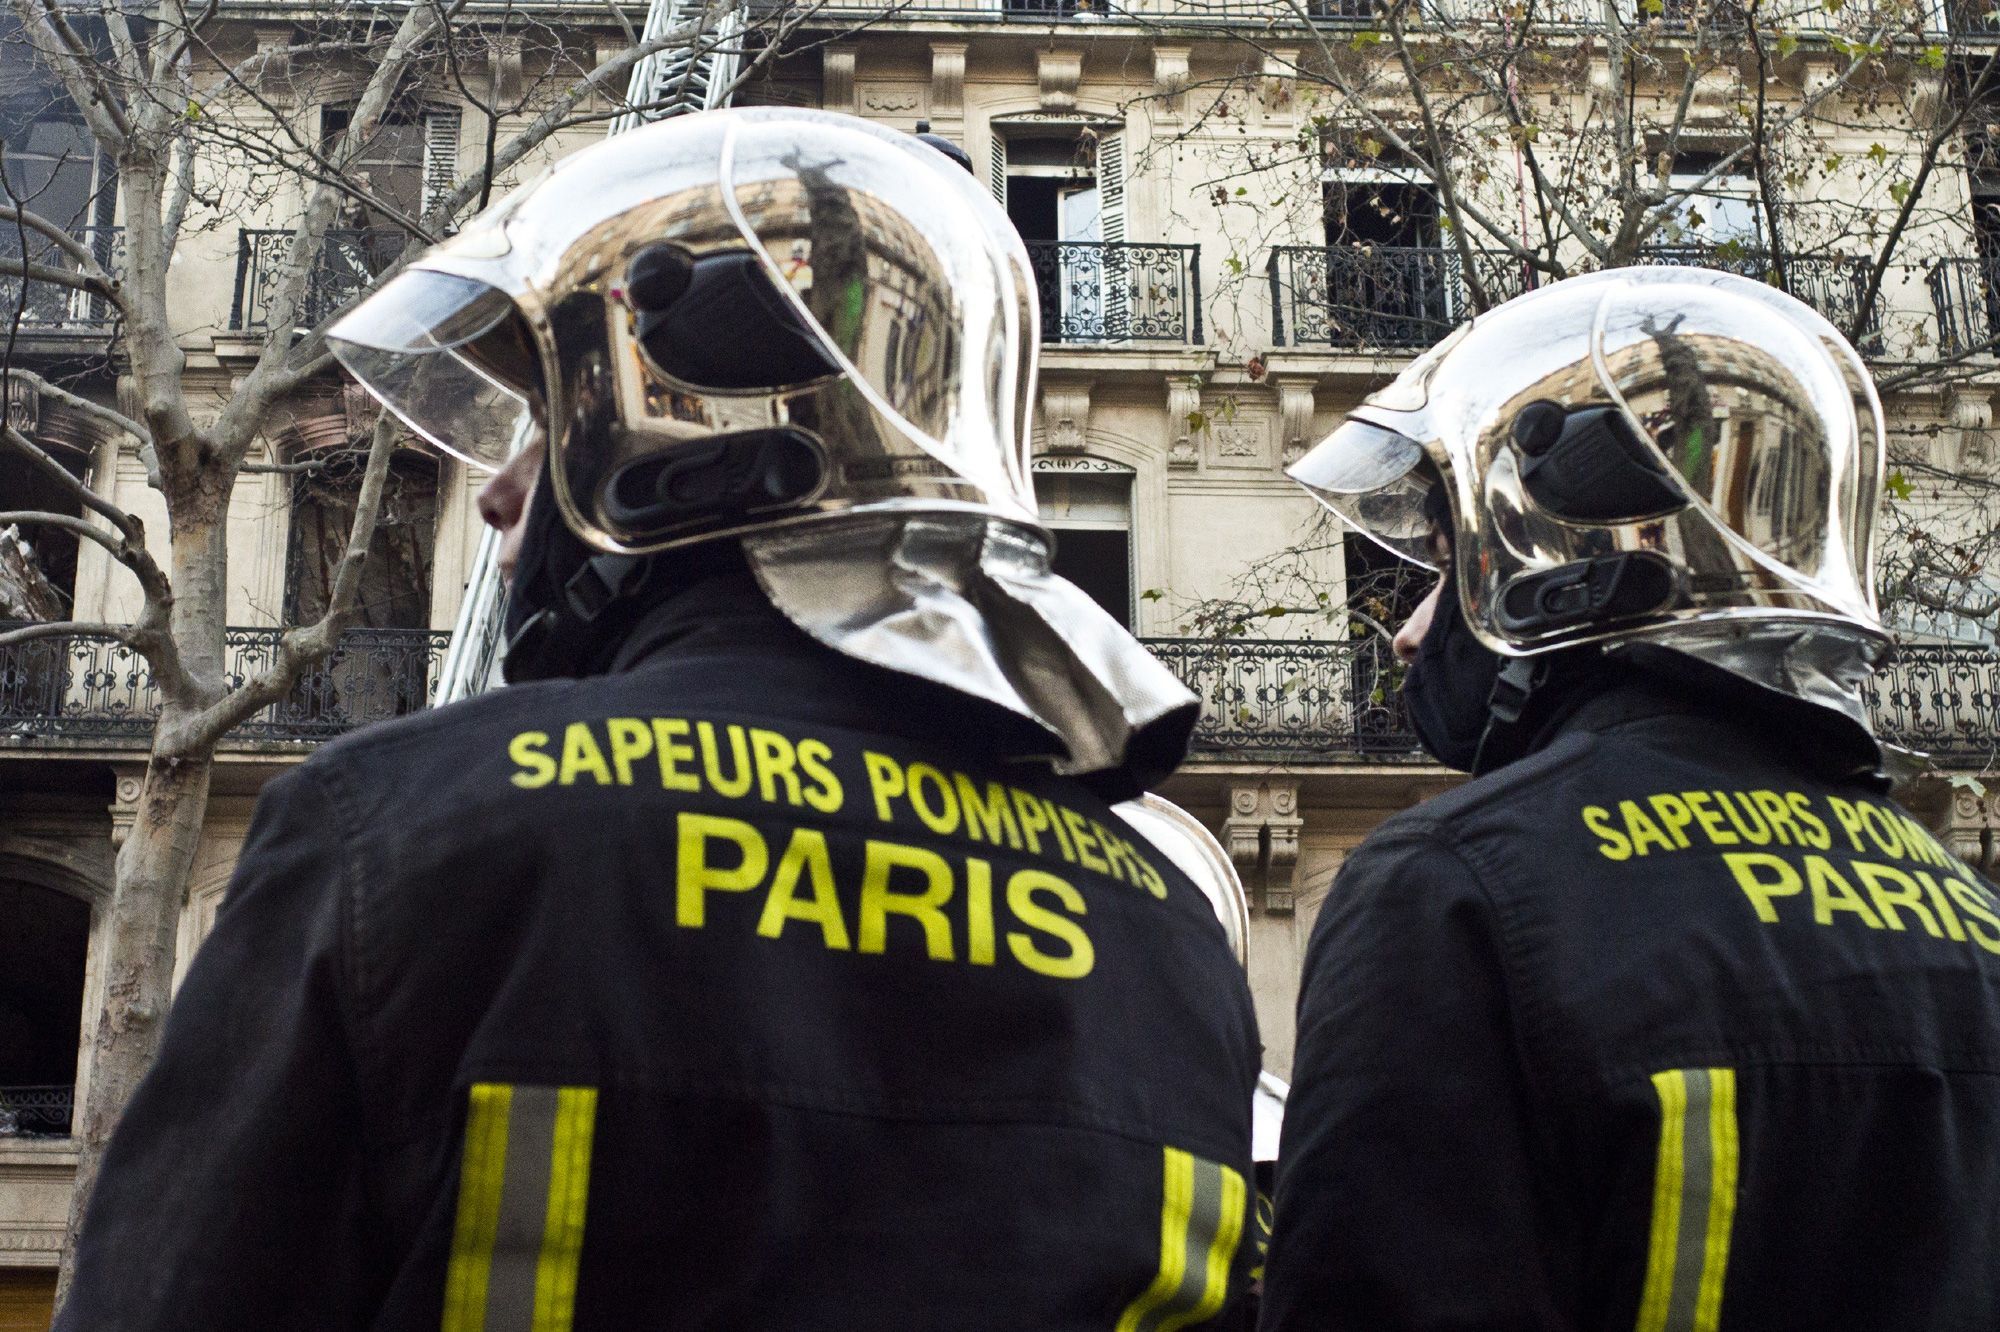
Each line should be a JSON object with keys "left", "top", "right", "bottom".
{"left": 503, "top": 551, "right": 656, "bottom": 683}
{"left": 1471, "top": 655, "right": 1551, "bottom": 776}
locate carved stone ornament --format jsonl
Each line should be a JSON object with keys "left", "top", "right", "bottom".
{"left": 1276, "top": 377, "right": 1317, "bottom": 467}
{"left": 1032, "top": 454, "right": 1133, "bottom": 474}
{"left": 1037, "top": 50, "right": 1083, "bottom": 114}
{"left": 929, "top": 43, "right": 967, "bottom": 120}
{"left": 1167, "top": 378, "right": 1202, "bottom": 469}
{"left": 1213, "top": 423, "right": 1261, "bottom": 460}
{"left": 823, "top": 47, "right": 857, "bottom": 114}
{"left": 1950, "top": 788, "right": 2000, "bottom": 875}
{"left": 1947, "top": 385, "right": 1995, "bottom": 469}
{"left": 862, "top": 87, "right": 922, "bottom": 113}
{"left": 1039, "top": 381, "right": 1093, "bottom": 453}
{"left": 1221, "top": 780, "right": 1301, "bottom": 913}
{"left": 1152, "top": 45, "right": 1190, "bottom": 115}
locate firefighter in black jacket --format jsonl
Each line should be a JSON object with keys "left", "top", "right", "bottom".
{"left": 58, "top": 109, "right": 1258, "bottom": 1330}
{"left": 1260, "top": 267, "right": 2000, "bottom": 1331}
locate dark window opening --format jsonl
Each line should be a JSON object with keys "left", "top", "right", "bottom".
{"left": 1343, "top": 530, "right": 1431, "bottom": 735}
{"left": 1004, "top": 136, "right": 1098, "bottom": 243}
{"left": 322, "top": 104, "right": 429, "bottom": 226}
{"left": 285, "top": 449, "right": 439, "bottom": 630}
{"left": 1322, "top": 141, "right": 1436, "bottom": 249}
{"left": 0, "top": 879, "right": 89, "bottom": 1137}
{"left": 1051, "top": 528, "right": 1132, "bottom": 630}
{"left": 1036, "top": 470, "right": 1132, "bottom": 629}
{"left": 282, "top": 447, "right": 441, "bottom": 724}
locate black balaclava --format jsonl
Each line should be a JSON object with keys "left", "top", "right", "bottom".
{"left": 1399, "top": 560, "right": 1508, "bottom": 773}
{"left": 502, "top": 458, "right": 667, "bottom": 683}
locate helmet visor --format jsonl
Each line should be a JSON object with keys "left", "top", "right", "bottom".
{"left": 328, "top": 269, "right": 532, "bottom": 473}
{"left": 1287, "top": 417, "right": 1440, "bottom": 568}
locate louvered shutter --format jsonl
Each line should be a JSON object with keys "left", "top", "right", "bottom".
{"left": 421, "top": 107, "right": 462, "bottom": 221}
{"left": 1097, "top": 130, "right": 1129, "bottom": 340}
{"left": 989, "top": 132, "right": 1007, "bottom": 209}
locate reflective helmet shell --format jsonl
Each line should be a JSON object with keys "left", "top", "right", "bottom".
{"left": 329, "top": 107, "right": 1040, "bottom": 557}
{"left": 1289, "top": 267, "right": 1891, "bottom": 668}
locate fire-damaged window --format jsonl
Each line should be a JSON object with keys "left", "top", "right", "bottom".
{"left": 283, "top": 448, "right": 439, "bottom": 630}
{"left": 0, "top": 385, "right": 91, "bottom": 622}
{"left": 282, "top": 447, "right": 440, "bottom": 723}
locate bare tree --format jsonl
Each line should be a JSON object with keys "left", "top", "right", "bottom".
{"left": 0, "top": 0, "right": 869, "bottom": 1298}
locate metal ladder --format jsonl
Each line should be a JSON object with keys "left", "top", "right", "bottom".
{"left": 432, "top": 0, "right": 744, "bottom": 705}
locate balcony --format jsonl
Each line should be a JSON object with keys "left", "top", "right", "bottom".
{"left": 1142, "top": 637, "right": 2000, "bottom": 764}
{"left": 1635, "top": 245, "right": 1880, "bottom": 344}
{"left": 0, "top": 1086, "right": 72, "bottom": 1138}
{"left": 0, "top": 625, "right": 448, "bottom": 747}
{"left": 1144, "top": 637, "right": 1421, "bottom": 759}
{"left": 230, "top": 228, "right": 408, "bottom": 333}
{"left": 0, "top": 226, "right": 122, "bottom": 335}
{"left": 1025, "top": 241, "right": 1202, "bottom": 344}
{"left": 1268, "top": 244, "right": 1535, "bottom": 350}
{"left": 1928, "top": 256, "right": 2000, "bottom": 356}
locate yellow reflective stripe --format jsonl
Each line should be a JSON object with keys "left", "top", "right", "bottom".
{"left": 1161, "top": 1160, "right": 1247, "bottom": 1332}
{"left": 1118, "top": 1148, "right": 1196, "bottom": 1332}
{"left": 441, "top": 1083, "right": 600, "bottom": 1332}
{"left": 1635, "top": 1068, "right": 1740, "bottom": 1332}
{"left": 443, "top": 1083, "right": 515, "bottom": 1332}
{"left": 532, "top": 1087, "right": 599, "bottom": 1332}
{"left": 1118, "top": 1146, "right": 1246, "bottom": 1332}
{"left": 1693, "top": 1069, "right": 1739, "bottom": 1332}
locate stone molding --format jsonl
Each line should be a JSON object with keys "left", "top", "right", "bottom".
{"left": 1275, "top": 375, "right": 1318, "bottom": 467}
{"left": 1167, "top": 377, "right": 1202, "bottom": 469}
{"left": 929, "top": 43, "right": 967, "bottom": 121}
{"left": 1950, "top": 785, "right": 2000, "bottom": 876}
{"left": 1223, "top": 780, "right": 1300, "bottom": 913}
{"left": 1152, "top": 45, "right": 1189, "bottom": 115}
{"left": 823, "top": 47, "right": 857, "bottom": 114}
{"left": 1038, "top": 379, "right": 1095, "bottom": 454}
{"left": 1037, "top": 50, "right": 1083, "bottom": 114}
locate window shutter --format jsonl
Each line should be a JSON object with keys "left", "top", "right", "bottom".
{"left": 421, "top": 107, "right": 462, "bottom": 221}
{"left": 989, "top": 132, "right": 1007, "bottom": 210}
{"left": 1097, "top": 131, "right": 1129, "bottom": 340}
{"left": 1097, "top": 130, "right": 1126, "bottom": 245}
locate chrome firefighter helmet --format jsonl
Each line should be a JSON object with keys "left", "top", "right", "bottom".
{"left": 1290, "top": 267, "right": 1892, "bottom": 736}
{"left": 330, "top": 107, "right": 1197, "bottom": 791}
{"left": 328, "top": 106, "right": 1038, "bottom": 555}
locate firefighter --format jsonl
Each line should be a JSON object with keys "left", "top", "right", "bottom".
{"left": 58, "top": 110, "right": 1258, "bottom": 1330}
{"left": 1259, "top": 267, "right": 2000, "bottom": 1330}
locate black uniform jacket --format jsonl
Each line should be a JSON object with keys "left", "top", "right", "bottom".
{"left": 60, "top": 583, "right": 1259, "bottom": 1331}
{"left": 1261, "top": 675, "right": 2000, "bottom": 1331}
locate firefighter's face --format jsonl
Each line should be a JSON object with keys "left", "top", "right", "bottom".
{"left": 477, "top": 432, "right": 548, "bottom": 586}
{"left": 1392, "top": 528, "right": 1454, "bottom": 666}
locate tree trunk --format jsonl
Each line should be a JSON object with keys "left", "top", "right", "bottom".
{"left": 51, "top": 495, "right": 231, "bottom": 1308}
{"left": 52, "top": 742, "right": 214, "bottom": 1307}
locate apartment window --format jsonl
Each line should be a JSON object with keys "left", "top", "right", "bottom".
{"left": 284, "top": 449, "right": 439, "bottom": 631}
{"left": 0, "top": 109, "right": 114, "bottom": 233}
{"left": 1035, "top": 465, "right": 1133, "bottom": 629}
{"left": 0, "top": 879, "right": 89, "bottom": 1137}
{"left": 322, "top": 102, "right": 461, "bottom": 226}
{"left": 991, "top": 127, "right": 1131, "bottom": 342}
{"left": 1664, "top": 150, "right": 1762, "bottom": 248}
{"left": 1322, "top": 139, "right": 1437, "bottom": 249}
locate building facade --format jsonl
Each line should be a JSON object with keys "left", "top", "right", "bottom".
{"left": 4, "top": 0, "right": 2000, "bottom": 1317}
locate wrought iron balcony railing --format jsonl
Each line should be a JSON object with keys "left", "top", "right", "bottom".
{"left": 1143, "top": 637, "right": 1422, "bottom": 759}
{"left": 1140, "top": 636, "right": 2000, "bottom": 764}
{"left": 0, "top": 625, "right": 449, "bottom": 746}
{"left": 1635, "top": 245, "right": 1880, "bottom": 343}
{"left": 0, "top": 225, "right": 122, "bottom": 334}
{"left": 1928, "top": 256, "right": 2000, "bottom": 356}
{"left": 1024, "top": 241, "right": 1202, "bottom": 344}
{"left": 3, "top": 625, "right": 1992, "bottom": 764}
{"left": 230, "top": 228, "right": 409, "bottom": 333}
{"left": 1862, "top": 646, "right": 2000, "bottom": 764}
{"left": 1268, "top": 244, "right": 1535, "bottom": 349}
{"left": 0, "top": 1084, "right": 73, "bottom": 1137}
